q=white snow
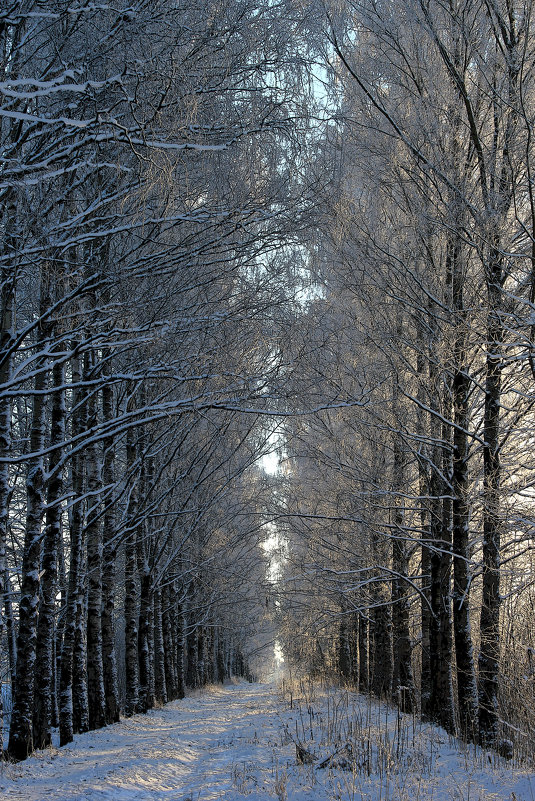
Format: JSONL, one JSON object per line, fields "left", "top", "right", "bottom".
{"left": 1, "top": 681, "right": 534, "bottom": 800}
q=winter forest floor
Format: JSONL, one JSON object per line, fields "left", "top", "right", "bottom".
{"left": 0, "top": 681, "right": 534, "bottom": 801}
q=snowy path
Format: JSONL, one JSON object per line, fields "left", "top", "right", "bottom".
{"left": 0, "top": 683, "right": 284, "bottom": 801}
{"left": 1, "top": 681, "right": 535, "bottom": 801}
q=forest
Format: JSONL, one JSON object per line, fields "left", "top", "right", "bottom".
{"left": 1, "top": 0, "right": 535, "bottom": 779}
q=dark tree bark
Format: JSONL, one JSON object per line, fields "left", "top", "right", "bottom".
{"left": 175, "top": 592, "right": 186, "bottom": 699}
{"left": 416, "top": 334, "right": 432, "bottom": 719}
{"left": 137, "top": 564, "right": 153, "bottom": 713}
{"left": 391, "top": 409, "right": 415, "bottom": 713}
{"left": 8, "top": 276, "right": 49, "bottom": 760}
{"left": 86, "top": 352, "right": 106, "bottom": 731}
{"left": 8, "top": 382, "right": 46, "bottom": 757}
{"left": 4, "top": 566, "right": 17, "bottom": 690}
{"left": 197, "top": 626, "right": 206, "bottom": 687}
{"left": 216, "top": 627, "right": 226, "bottom": 684}
{"left": 124, "top": 422, "right": 140, "bottom": 717}
{"left": 0, "top": 18, "right": 24, "bottom": 750}
{"left": 72, "top": 570, "right": 89, "bottom": 735}
{"left": 59, "top": 348, "right": 86, "bottom": 747}
{"left": 205, "top": 625, "right": 215, "bottom": 685}
{"left": 427, "top": 329, "right": 455, "bottom": 733}
{"left": 420, "top": 532, "right": 432, "bottom": 718}
{"left": 186, "top": 581, "right": 199, "bottom": 689}
{"left": 53, "top": 530, "right": 67, "bottom": 729}
{"left": 370, "top": 567, "right": 392, "bottom": 699}
{"left": 101, "top": 382, "right": 120, "bottom": 724}
{"left": 33, "top": 356, "right": 65, "bottom": 749}
{"left": 358, "top": 614, "right": 368, "bottom": 694}
{"left": 8, "top": 450, "right": 44, "bottom": 759}
{"left": 478, "top": 274, "right": 503, "bottom": 746}
{"left": 153, "top": 588, "right": 167, "bottom": 705}
{"left": 162, "top": 582, "right": 178, "bottom": 701}
{"left": 428, "top": 444, "right": 455, "bottom": 733}
{"left": 0, "top": 261, "right": 14, "bottom": 753}
{"left": 338, "top": 617, "right": 351, "bottom": 682}
{"left": 451, "top": 243, "right": 478, "bottom": 741}
{"left": 348, "top": 614, "right": 359, "bottom": 687}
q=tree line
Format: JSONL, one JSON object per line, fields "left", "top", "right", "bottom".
{"left": 0, "top": 0, "right": 314, "bottom": 761}
{"left": 277, "top": 0, "right": 535, "bottom": 760}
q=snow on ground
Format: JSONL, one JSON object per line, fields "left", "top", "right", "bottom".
{"left": 0, "top": 681, "right": 534, "bottom": 800}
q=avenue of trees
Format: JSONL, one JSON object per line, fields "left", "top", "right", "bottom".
{"left": 0, "top": 0, "right": 314, "bottom": 760}
{"left": 2, "top": 0, "right": 535, "bottom": 768}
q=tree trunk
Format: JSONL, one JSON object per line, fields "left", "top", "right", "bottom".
{"left": 137, "top": 437, "right": 154, "bottom": 714}
{"left": 338, "top": 617, "right": 351, "bottom": 682}
{"left": 358, "top": 614, "right": 368, "bottom": 693}
{"left": 72, "top": 533, "right": 89, "bottom": 735}
{"left": 137, "top": 567, "right": 152, "bottom": 713}
{"left": 348, "top": 614, "right": 359, "bottom": 687}
{"left": 451, "top": 258, "right": 478, "bottom": 741}
{"left": 162, "top": 582, "right": 178, "bottom": 701}
{"left": 428, "top": 442, "right": 455, "bottom": 733}
{"left": 216, "top": 627, "right": 226, "bottom": 684}
{"left": 59, "top": 348, "right": 85, "bottom": 747}
{"left": 101, "top": 382, "right": 120, "bottom": 724}
{"left": 416, "top": 335, "right": 432, "bottom": 719}
{"left": 478, "top": 271, "right": 503, "bottom": 747}
{"left": 8, "top": 326, "right": 47, "bottom": 760}
{"left": 175, "top": 595, "right": 186, "bottom": 698}
{"left": 33, "top": 357, "right": 65, "bottom": 749}
{"left": 420, "top": 534, "right": 432, "bottom": 718}
{"left": 186, "top": 581, "right": 198, "bottom": 688}
{"left": 124, "top": 423, "right": 140, "bottom": 717}
{"left": 197, "top": 626, "right": 206, "bottom": 687}
{"left": 0, "top": 260, "right": 14, "bottom": 753}
{"left": 370, "top": 567, "right": 392, "bottom": 698}
{"left": 53, "top": 522, "right": 67, "bottom": 729}
{"left": 427, "top": 338, "right": 455, "bottom": 732}
{"left": 86, "top": 354, "right": 106, "bottom": 730}
{"left": 4, "top": 566, "right": 17, "bottom": 690}
{"left": 391, "top": 414, "right": 415, "bottom": 713}
{"left": 153, "top": 588, "right": 167, "bottom": 705}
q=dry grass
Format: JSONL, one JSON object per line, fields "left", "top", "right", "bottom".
{"left": 277, "top": 676, "right": 534, "bottom": 801}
